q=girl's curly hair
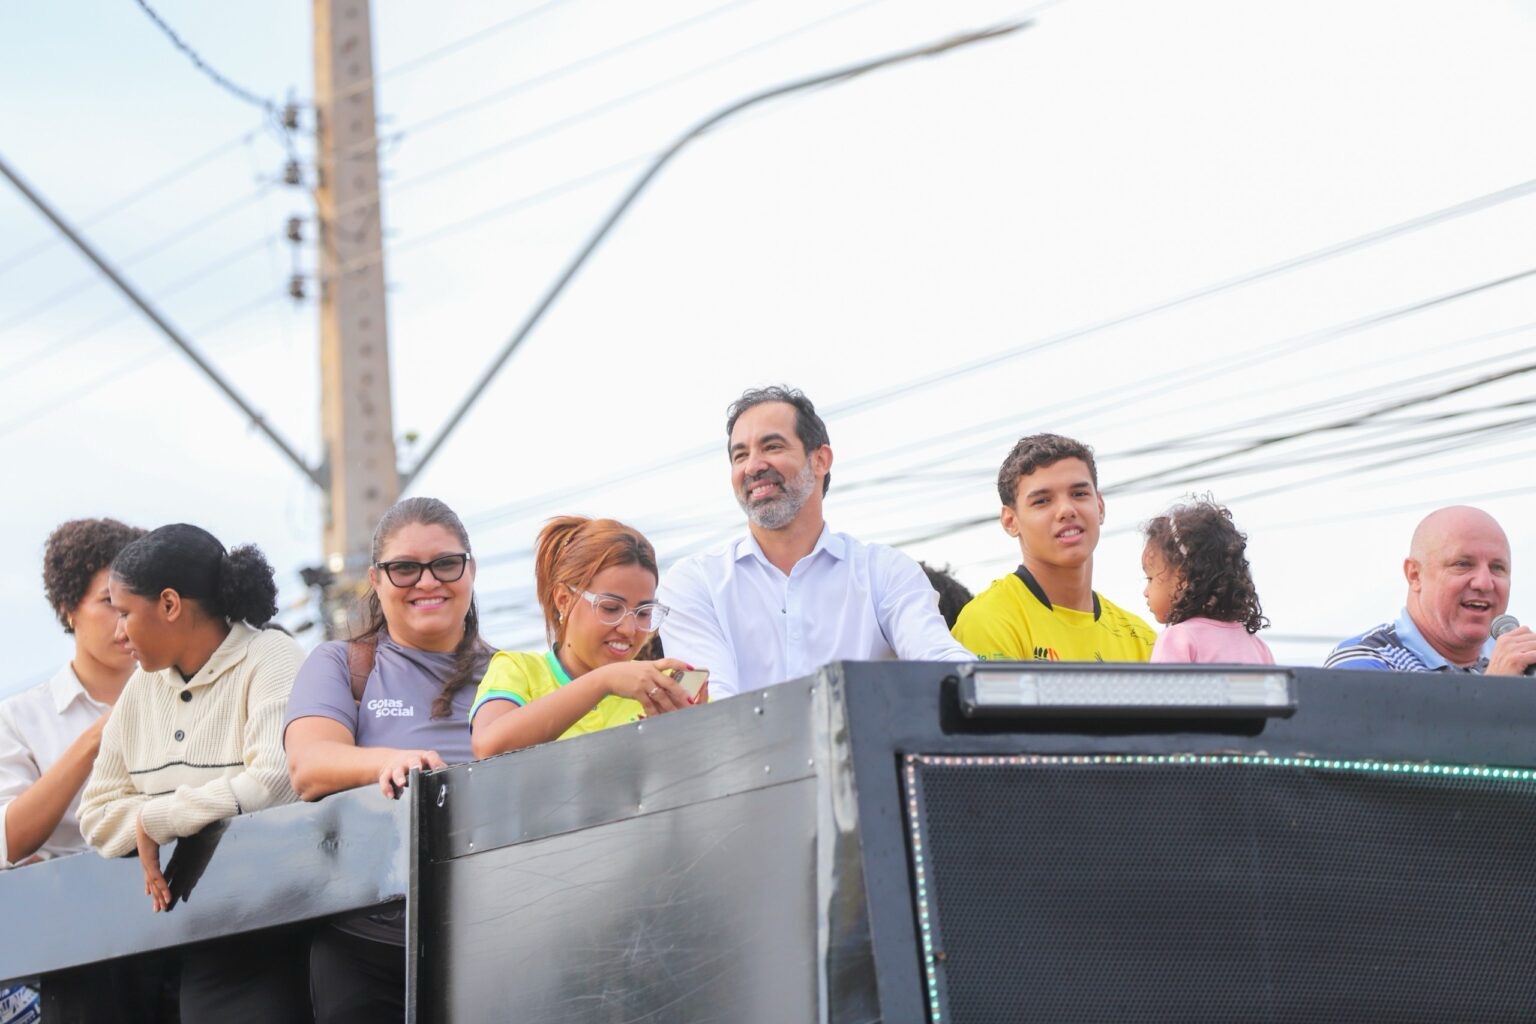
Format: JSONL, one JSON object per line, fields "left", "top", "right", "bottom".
{"left": 1144, "top": 499, "right": 1268, "bottom": 633}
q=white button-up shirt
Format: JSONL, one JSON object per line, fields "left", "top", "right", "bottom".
{"left": 0, "top": 664, "right": 108, "bottom": 867}
{"left": 658, "top": 525, "right": 972, "bottom": 698}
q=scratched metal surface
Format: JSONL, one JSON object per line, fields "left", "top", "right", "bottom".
{"left": 414, "top": 674, "right": 884, "bottom": 1023}
{"left": 421, "top": 780, "right": 820, "bottom": 1023}
{"left": 419, "top": 678, "right": 819, "bottom": 863}
{"left": 0, "top": 779, "right": 410, "bottom": 982}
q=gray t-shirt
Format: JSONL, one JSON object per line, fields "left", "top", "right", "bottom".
{"left": 284, "top": 632, "right": 489, "bottom": 944}
{"left": 284, "top": 633, "right": 486, "bottom": 763}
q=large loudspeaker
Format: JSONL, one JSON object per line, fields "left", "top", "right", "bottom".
{"left": 905, "top": 753, "right": 1536, "bottom": 1023}
{"left": 848, "top": 663, "right": 1536, "bottom": 1024}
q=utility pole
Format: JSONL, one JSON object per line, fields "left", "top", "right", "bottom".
{"left": 6, "top": 11, "right": 1027, "bottom": 643}
{"left": 313, "top": 0, "right": 399, "bottom": 633}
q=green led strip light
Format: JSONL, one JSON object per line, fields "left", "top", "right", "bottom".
{"left": 902, "top": 752, "right": 1536, "bottom": 1023}
{"left": 909, "top": 752, "right": 1536, "bottom": 780}
{"left": 904, "top": 756, "right": 944, "bottom": 1022}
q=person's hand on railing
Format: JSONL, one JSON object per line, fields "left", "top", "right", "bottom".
{"left": 377, "top": 749, "right": 447, "bottom": 800}
{"left": 135, "top": 811, "right": 170, "bottom": 912}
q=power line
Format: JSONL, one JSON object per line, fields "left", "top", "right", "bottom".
{"left": 0, "top": 182, "right": 274, "bottom": 337}
{"left": 332, "top": 0, "right": 579, "bottom": 106}
{"left": 457, "top": 177, "right": 1536, "bottom": 528}
{"left": 0, "top": 126, "right": 264, "bottom": 277}
{"left": 1098, "top": 309, "right": 1536, "bottom": 497}
{"left": 0, "top": 150, "right": 318, "bottom": 482}
{"left": 893, "top": 404, "right": 1536, "bottom": 554}
{"left": 819, "top": 307, "right": 1536, "bottom": 495}
{"left": 472, "top": 407, "right": 1536, "bottom": 641}
{"left": 1125, "top": 410, "right": 1536, "bottom": 498}
{"left": 401, "top": 14, "right": 1033, "bottom": 489}
{"left": 1246, "top": 483, "right": 1536, "bottom": 534}
{"left": 827, "top": 186, "right": 1536, "bottom": 420}
{"left": 338, "top": 0, "right": 766, "bottom": 161}
{"left": 838, "top": 344, "right": 1536, "bottom": 550}
{"left": 129, "top": 0, "right": 278, "bottom": 114}
{"left": 463, "top": 303, "right": 1536, "bottom": 547}
{"left": 845, "top": 296, "right": 1536, "bottom": 498}
{"left": 878, "top": 429, "right": 1536, "bottom": 555}
{"left": 335, "top": 0, "right": 896, "bottom": 218}
{"left": 334, "top": 90, "right": 828, "bottom": 277}
{"left": 1214, "top": 414, "right": 1536, "bottom": 506}
{"left": 0, "top": 235, "right": 273, "bottom": 378}
{"left": 1098, "top": 324, "right": 1536, "bottom": 459}
{"left": 0, "top": 286, "right": 292, "bottom": 441}
{"left": 333, "top": 151, "right": 656, "bottom": 277}
{"left": 1227, "top": 431, "right": 1534, "bottom": 507}
{"left": 835, "top": 389, "right": 1536, "bottom": 509}
{"left": 119, "top": 183, "right": 276, "bottom": 266}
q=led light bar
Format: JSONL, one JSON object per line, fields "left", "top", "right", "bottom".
{"left": 958, "top": 664, "right": 1296, "bottom": 719}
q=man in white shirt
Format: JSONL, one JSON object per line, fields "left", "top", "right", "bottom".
{"left": 658, "top": 386, "right": 971, "bottom": 698}
{"left": 0, "top": 518, "right": 143, "bottom": 868}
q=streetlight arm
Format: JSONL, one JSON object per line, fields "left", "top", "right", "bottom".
{"left": 401, "top": 18, "right": 1033, "bottom": 489}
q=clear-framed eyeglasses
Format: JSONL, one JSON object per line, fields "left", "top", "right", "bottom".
{"left": 569, "top": 586, "right": 669, "bottom": 632}
{"left": 374, "top": 553, "right": 472, "bottom": 588}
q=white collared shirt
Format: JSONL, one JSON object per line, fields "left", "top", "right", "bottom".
{"left": 658, "top": 524, "right": 972, "bottom": 698}
{"left": 0, "top": 664, "right": 109, "bottom": 867}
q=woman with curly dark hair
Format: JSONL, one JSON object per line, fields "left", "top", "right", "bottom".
{"left": 1141, "top": 499, "right": 1275, "bottom": 665}
{"left": 0, "top": 518, "right": 145, "bottom": 870}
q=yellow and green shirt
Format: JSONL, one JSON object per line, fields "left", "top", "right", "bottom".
{"left": 952, "top": 566, "right": 1155, "bottom": 663}
{"left": 469, "top": 649, "right": 643, "bottom": 740}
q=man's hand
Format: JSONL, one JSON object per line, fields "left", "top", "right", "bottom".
{"left": 1487, "top": 625, "right": 1536, "bottom": 676}
{"left": 135, "top": 812, "right": 170, "bottom": 912}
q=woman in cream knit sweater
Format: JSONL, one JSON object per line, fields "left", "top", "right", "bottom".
{"left": 77, "top": 522, "right": 308, "bottom": 1022}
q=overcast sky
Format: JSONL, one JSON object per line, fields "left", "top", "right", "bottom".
{"left": 3, "top": 0, "right": 1535, "bottom": 696}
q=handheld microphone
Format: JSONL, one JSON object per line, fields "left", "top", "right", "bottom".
{"left": 1489, "top": 614, "right": 1536, "bottom": 676}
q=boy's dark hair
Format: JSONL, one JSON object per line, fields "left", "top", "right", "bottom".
{"left": 919, "top": 562, "right": 974, "bottom": 630}
{"left": 726, "top": 385, "right": 832, "bottom": 495}
{"left": 112, "top": 523, "right": 279, "bottom": 628}
{"left": 997, "top": 434, "right": 1098, "bottom": 506}
{"left": 1143, "top": 499, "right": 1268, "bottom": 633}
{"left": 43, "top": 518, "right": 147, "bottom": 632}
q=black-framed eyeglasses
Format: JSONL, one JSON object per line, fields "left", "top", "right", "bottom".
{"left": 374, "top": 553, "right": 472, "bottom": 588}
{"left": 568, "top": 586, "right": 669, "bottom": 632}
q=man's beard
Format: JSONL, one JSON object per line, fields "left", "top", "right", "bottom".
{"left": 738, "top": 460, "right": 816, "bottom": 530}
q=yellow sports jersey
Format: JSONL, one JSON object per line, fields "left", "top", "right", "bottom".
{"left": 952, "top": 567, "right": 1156, "bottom": 663}
{"left": 469, "top": 649, "right": 643, "bottom": 739}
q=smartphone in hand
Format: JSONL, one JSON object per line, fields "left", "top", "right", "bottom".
{"left": 671, "top": 669, "right": 708, "bottom": 700}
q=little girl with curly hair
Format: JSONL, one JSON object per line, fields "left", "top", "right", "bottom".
{"left": 1141, "top": 499, "right": 1275, "bottom": 665}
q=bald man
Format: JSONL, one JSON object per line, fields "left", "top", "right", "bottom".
{"left": 1326, "top": 506, "right": 1536, "bottom": 674}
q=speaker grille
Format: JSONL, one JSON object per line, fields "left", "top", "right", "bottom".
{"left": 904, "top": 754, "right": 1536, "bottom": 1024}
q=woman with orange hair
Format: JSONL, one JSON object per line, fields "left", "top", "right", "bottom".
{"left": 470, "top": 516, "right": 704, "bottom": 757}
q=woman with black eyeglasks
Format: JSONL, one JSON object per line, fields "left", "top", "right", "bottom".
{"left": 283, "top": 496, "right": 492, "bottom": 1024}
{"left": 470, "top": 516, "right": 706, "bottom": 759}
